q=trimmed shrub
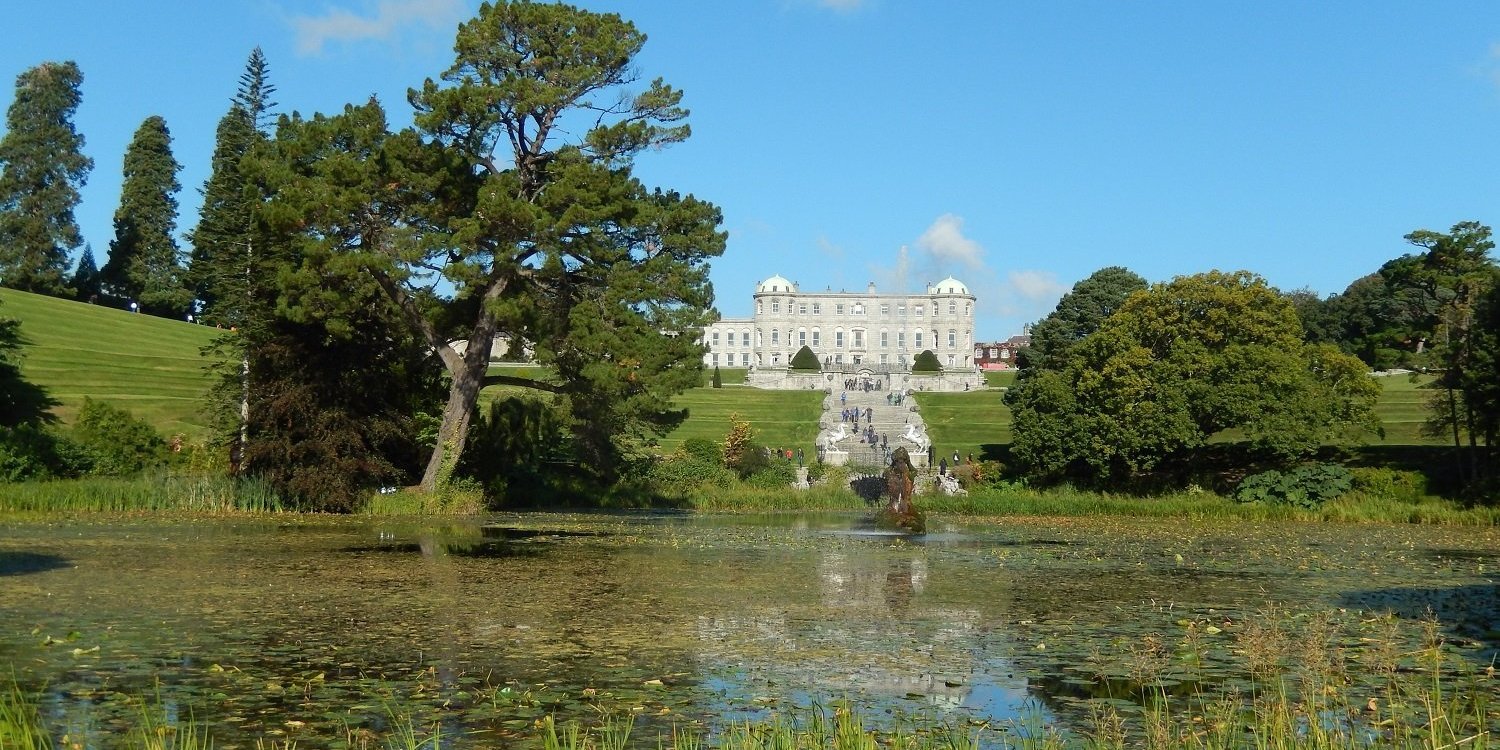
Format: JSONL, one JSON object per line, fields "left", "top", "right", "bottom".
{"left": 1235, "top": 463, "right": 1353, "bottom": 508}
{"left": 912, "top": 350, "right": 942, "bottom": 372}
{"left": 789, "top": 346, "right": 821, "bottom": 371}
{"left": 681, "top": 437, "right": 723, "bottom": 466}
{"left": 1349, "top": 467, "right": 1428, "bottom": 503}
{"left": 711, "top": 366, "right": 723, "bottom": 388}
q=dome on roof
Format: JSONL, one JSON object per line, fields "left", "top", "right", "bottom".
{"left": 934, "top": 276, "right": 970, "bottom": 295}
{"left": 756, "top": 275, "right": 796, "bottom": 293}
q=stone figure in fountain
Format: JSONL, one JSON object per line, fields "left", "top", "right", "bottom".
{"left": 877, "top": 446, "right": 925, "bottom": 533}
{"left": 827, "top": 422, "right": 850, "bottom": 443}
{"left": 902, "top": 423, "right": 929, "bottom": 453}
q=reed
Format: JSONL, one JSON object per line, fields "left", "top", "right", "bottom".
{"left": 0, "top": 473, "right": 281, "bottom": 513}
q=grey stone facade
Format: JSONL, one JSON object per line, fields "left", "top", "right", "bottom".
{"left": 701, "top": 275, "right": 982, "bottom": 390}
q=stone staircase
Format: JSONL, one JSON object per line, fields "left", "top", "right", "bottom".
{"left": 815, "top": 382, "right": 932, "bottom": 469}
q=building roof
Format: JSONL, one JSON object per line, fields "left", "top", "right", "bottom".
{"left": 932, "top": 276, "right": 969, "bottom": 295}
{"left": 756, "top": 275, "right": 797, "bottom": 294}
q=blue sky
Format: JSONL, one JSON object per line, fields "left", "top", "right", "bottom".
{"left": 5, "top": 1, "right": 1500, "bottom": 340}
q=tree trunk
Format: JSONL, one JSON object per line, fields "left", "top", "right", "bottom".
{"left": 418, "top": 321, "right": 498, "bottom": 492}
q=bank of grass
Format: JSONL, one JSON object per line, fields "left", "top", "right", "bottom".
{"left": 0, "top": 287, "right": 221, "bottom": 438}
{"left": 0, "top": 472, "right": 283, "bottom": 514}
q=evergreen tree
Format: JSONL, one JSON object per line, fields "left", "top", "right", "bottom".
{"left": 70, "top": 246, "right": 101, "bottom": 301}
{"left": 102, "top": 115, "right": 187, "bottom": 316}
{"left": 0, "top": 61, "right": 93, "bottom": 295}
{"left": 789, "top": 346, "right": 820, "bottom": 370}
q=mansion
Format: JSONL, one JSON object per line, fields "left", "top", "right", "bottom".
{"left": 701, "top": 276, "right": 981, "bottom": 390}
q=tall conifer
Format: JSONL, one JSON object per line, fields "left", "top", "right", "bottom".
{"left": 102, "top": 115, "right": 186, "bottom": 316}
{"left": 0, "top": 61, "right": 93, "bottom": 295}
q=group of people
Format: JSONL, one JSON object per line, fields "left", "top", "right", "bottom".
{"left": 842, "top": 377, "right": 883, "bottom": 393}
{"left": 935, "top": 449, "right": 974, "bottom": 476}
{"left": 885, "top": 391, "right": 906, "bottom": 406}
{"left": 768, "top": 446, "right": 806, "bottom": 467}
{"left": 840, "top": 406, "right": 873, "bottom": 423}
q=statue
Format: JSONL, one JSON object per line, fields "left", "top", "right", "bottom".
{"left": 902, "top": 423, "right": 929, "bottom": 452}
{"left": 827, "top": 422, "right": 849, "bottom": 443}
{"left": 877, "top": 446, "right": 925, "bottom": 533}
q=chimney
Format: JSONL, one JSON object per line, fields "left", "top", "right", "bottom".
{"left": 867, "top": 281, "right": 876, "bottom": 294}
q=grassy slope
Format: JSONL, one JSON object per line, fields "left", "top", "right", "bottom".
{"left": 660, "top": 384, "right": 823, "bottom": 453}
{"left": 1, "top": 288, "right": 221, "bottom": 437}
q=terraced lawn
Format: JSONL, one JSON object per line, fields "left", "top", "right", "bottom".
{"left": 2, "top": 287, "right": 221, "bottom": 437}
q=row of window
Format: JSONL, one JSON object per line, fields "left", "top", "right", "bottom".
{"left": 706, "top": 352, "right": 969, "bottom": 367}
{"left": 758, "top": 299, "right": 971, "bottom": 317}
{"left": 709, "top": 328, "right": 971, "bottom": 349}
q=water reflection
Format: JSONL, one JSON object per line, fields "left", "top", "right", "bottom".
{"left": 0, "top": 513, "right": 1496, "bottom": 747}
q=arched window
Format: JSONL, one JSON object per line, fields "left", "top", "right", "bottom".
{"left": 771, "top": 329, "right": 780, "bottom": 345}
{"left": 835, "top": 328, "right": 845, "bottom": 348}
{"left": 756, "top": 328, "right": 762, "bottom": 347}
{"left": 948, "top": 329, "right": 956, "bottom": 349}
{"left": 948, "top": 300, "right": 956, "bottom": 315}
{"left": 772, "top": 298, "right": 780, "bottom": 314}
{"left": 914, "top": 330, "right": 923, "bottom": 348}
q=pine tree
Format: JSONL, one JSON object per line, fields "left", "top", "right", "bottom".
{"left": 70, "top": 246, "right": 100, "bottom": 301}
{"left": 0, "top": 61, "right": 93, "bottom": 296}
{"left": 102, "top": 116, "right": 187, "bottom": 317}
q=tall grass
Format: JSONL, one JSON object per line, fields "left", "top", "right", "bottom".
{"left": 0, "top": 473, "right": 281, "bottom": 513}
{"left": 0, "top": 679, "right": 50, "bottom": 750}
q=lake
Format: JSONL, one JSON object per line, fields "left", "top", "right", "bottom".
{"left": 2, "top": 512, "right": 1497, "bottom": 747}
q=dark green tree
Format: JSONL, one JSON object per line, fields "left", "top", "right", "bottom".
{"left": 233, "top": 106, "right": 440, "bottom": 510}
{"left": 0, "top": 298, "right": 61, "bottom": 480}
{"left": 1385, "top": 222, "right": 1498, "bottom": 478}
{"left": 1008, "top": 271, "right": 1380, "bottom": 484}
{"left": 70, "top": 246, "right": 101, "bottom": 301}
{"left": 358, "top": 0, "right": 725, "bottom": 490}
{"left": 711, "top": 365, "right": 723, "bottom": 388}
{"left": 789, "top": 345, "right": 820, "bottom": 370}
{"left": 101, "top": 116, "right": 187, "bottom": 317}
{"left": 912, "top": 350, "right": 942, "bottom": 372}
{"left": 1018, "top": 266, "right": 1147, "bottom": 373}
{"left": 0, "top": 61, "right": 93, "bottom": 295}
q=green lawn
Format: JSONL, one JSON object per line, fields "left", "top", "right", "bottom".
{"left": 660, "top": 384, "right": 823, "bottom": 453}
{"left": 917, "top": 389, "right": 1014, "bottom": 463}
{"left": 1, "top": 287, "right": 221, "bottom": 437}
{"left": 1369, "top": 373, "right": 1446, "bottom": 445}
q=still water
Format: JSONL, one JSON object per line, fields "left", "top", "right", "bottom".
{"left": 1, "top": 512, "right": 1497, "bottom": 747}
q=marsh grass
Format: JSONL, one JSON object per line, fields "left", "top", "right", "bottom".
{"left": 0, "top": 473, "right": 281, "bottom": 513}
{"left": 0, "top": 679, "right": 50, "bottom": 750}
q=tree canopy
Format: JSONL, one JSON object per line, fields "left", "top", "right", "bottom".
{"left": 0, "top": 61, "right": 92, "bottom": 295}
{"left": 1007, "top": 271, "right": 1380, "bottom": 484}
{"left": 102, "top": 115, "right": 187, "bottom": 316}
{"left": 1018, "top": 266, "right": 1146, "bottom": 373}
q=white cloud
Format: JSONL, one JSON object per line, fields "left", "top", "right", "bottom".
{"left": 815, "top": 234, "right": 845, "bottom": 259}
{"left": 915, "top": 213, "right": 984, "bottom": 271}
{"left": 290, "top": 0, "right": 466, "bottom": 55}
{"left": 1007, "top": 270, "right": 1066, "bottom": 303}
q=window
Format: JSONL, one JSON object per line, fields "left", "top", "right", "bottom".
{"left": 949, "top": 301, "right": 956, "bottom": 315}
{"left": 712, "top": 331, "right": 720, "bottom": 346}
{"left": 772, "top": 299, "right": 780, "bottom": 314}
{"left": 741, "top": 353, "right": 749, "bottom": 366}
{"left": 880, "top": 304, "right": 890, "bottom": 315}
{"left": 835, "top": 330, "right": 844, "bottom": 348}
{"left": 947, "top": 354, "right": 955, "bottom": 367}
{"left": 836, "top": 304, "right": 845, "bottom": 315}
{"left": 852, "top": 303, "right": 863, "bottom": 315}
{"left": 965, "top": 303, "right": 971, "bottom": 315}
{"left": 741, "top": 331, "right": 750, "bottom": 347}
{"left": 915, "top": 331, "right": 924, "bottom": 348}
{"left": 897, "top": 331, "right": 906, "bottom": 348}
{"left": 799, "top": 303, "right": 807, "bottom": 315}
{"left": 853, "top": 330, "right": 864, "bottom": 348}
{"left": 771, "top": 329, "right": 779, "bottom": 345}
{"left": 880, "top": 331, "right": 888, "bottom": 347}
{"left": 756, "top": 301, "right": 762, "bottom": 315}
{"left": 915, "top": 305, "right": 924, "bottom": 317}
{"left": 711, "top": 353, "right": 718, "bottom": 366}
{"left": 798, "top": 329, "right": 807, "bottom": 346}
{"left": 834, "top": 354, "right": 843, "bottom": 364}
{"left": 812, "top": 303, "right": 821, "bottom": 315}
{"left": 1000, "top": 349, "right": 1010, "bottom": 360}
{"left": 756, "top": 329, "right": 762, "bottom": 346}
{"left": 879, "top": 354, "right": 888, "bottom": 364}
{"left": 812, "top": 329, "right": 821, "bottom": 347}
{"left": 948, "top": 330, "right": 956, "bottom": 348}
{"left": 898, "top": 304, "right": 906, "bottom": 316}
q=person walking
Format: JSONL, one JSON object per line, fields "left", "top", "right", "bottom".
{"left": 939, "top": 457, "right": 948, "bottom": 476}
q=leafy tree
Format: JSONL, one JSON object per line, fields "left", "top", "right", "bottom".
{"left": 1018, "top": 266, "right": 1147, "bottom": 373}
{"left": 1007, "top": 271, "right": 1380, "bottom": 484}
{"left": 0, "top": 61, "right": 93, "bottom": 295}
{"left": 70, "top": 397, "right": 166, "bottom": 476}
{"left": 334, "top": 0, "right": 726, "bottom": 490}
{"left": 1317, "top": 273, "right": 1411, "bottom": 370}
{"left": 70, "top": 246, "right": 101, "bottom": 301}
{"left": 101, "top": 116, "right": 188, "bottom": 316}
{"left": 789, "top": 345, "right": 820, "bottom": 370}
{"left": 912, "top": 350, "right": 942, "bottom": 372}
{"left": 235, "top": 103, "right": 441, "bottom": 511}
